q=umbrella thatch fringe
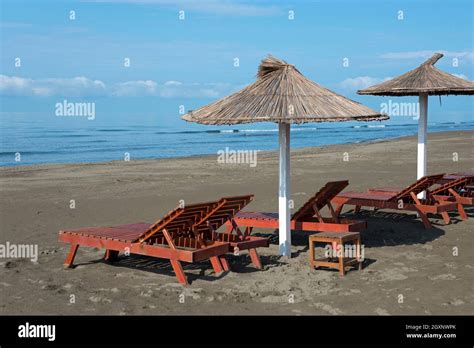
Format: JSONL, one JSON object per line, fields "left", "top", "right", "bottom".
{"left": 358, "top": 53, "right": 474, "bottom": 96}
{"left": 182, "top": 55, "right": 388, "bottom": 125}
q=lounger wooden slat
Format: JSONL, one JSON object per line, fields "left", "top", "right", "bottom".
{"left": 229, "top": 181, "right": 367, "bottom": 237}
{"left": 332, "top": 174, "right": 458, "bottom": 229}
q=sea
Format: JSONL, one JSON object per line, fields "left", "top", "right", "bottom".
{"left": 1, "top": 116, "right": 473, "bottom": 167}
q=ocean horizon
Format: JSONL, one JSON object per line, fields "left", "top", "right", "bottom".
{"left": 1, "top": 117, "right": 473, "bottom": 167}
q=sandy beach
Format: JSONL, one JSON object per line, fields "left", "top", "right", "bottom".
{"left": 0, "top": 130, "right": 473, "bottom": 315}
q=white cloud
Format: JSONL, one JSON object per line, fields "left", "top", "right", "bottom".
{"left": 112, "top": 80, "right": 158, "bottom": 97}
{"left": 83, "top": 0, "right": 281, "bottom": 16}
{"left": 112, "top": 80, "right": 234, "bottom": 98}
{"left": 0, "top": 75, "right": 34, "bottom": 95}
{"left": 380, "top": 50, "right": 474, "bottom": 61}
{"left": 0, "top": 75, "right": 237, "bottom": 98}
{"left": 339, "top": 76, "right": 391, "bottom": 90}
{"left": 159, "top": 82, "right": 233, "bottom": 98}
{"left": 0, "top": 75, "right": 106, "bottom": 97}
{"left": 164, "top": 80, "right": 183, "bottom": 86}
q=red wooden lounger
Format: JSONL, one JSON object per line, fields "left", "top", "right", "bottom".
{"left": 332, "top": 174, "right": 458, "bottom": 229}
{"left": 227, "top": 181, "right": 367, "bottom": 236}
{"left": 368, "top": 176, "right": 473, "bottom": 220}
{"left": 59, "top": 195, "right": 260, "bottom": 285}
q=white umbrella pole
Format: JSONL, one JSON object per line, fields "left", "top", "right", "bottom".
{"left": 278, "top": 123, "right": 291, "bottom": 257}
{"left": 417, "top": 92, "right": 428, "bottom": 199}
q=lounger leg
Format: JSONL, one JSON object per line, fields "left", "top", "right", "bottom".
{"left": 457, "top": 203, "right": 468, "bottom": 220}
{"left": 219, "top": 255, "right": 230, "bottom": 271}
{"left": 210, "top": 256, "right": 224, "bottom": 274}
{"left": 104, "top": 249, "right": 119, "bottom": 262}
{"left": 309, "top": 239, "right": 315, "bottom": 269}
{"left": 414, "top": 208, "right": 432, "bottom": 229}
{"left": 249, "top": 248, "right": 263, "bottom": 269}
{"left": 170, "top": 259, "right": 188, "bottom": 285}
{"left": 331, "top": 241, "right": 338, "bottom": 261}
{"left": 64, "top": 244, "right": 79, "bottom": 268}
{"left": 338, "top": 243, "right": 345, "bottom": 277}
{"left": 440, "top": 211, "right": 451, "bottom": 225}
{"left": 449, "top": 189, "right": 468, "bottom": 220}
{"left": 356, "top": 237, "right": 363, "bottom": 271}
{"left": 335, "top": 204, "right": 344, "bottom": 217}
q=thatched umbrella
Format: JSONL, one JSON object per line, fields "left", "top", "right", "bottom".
{"left": 358, "top": 53, "right": 474, "bottom": 197}
{"left": 183, "top": 55, "right": 387, "bottom": 257}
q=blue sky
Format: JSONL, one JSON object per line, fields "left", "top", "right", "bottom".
{"left": 0, "top": 0, "right": 473, "bottom": 126}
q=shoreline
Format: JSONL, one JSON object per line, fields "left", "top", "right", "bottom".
{"left": 2, "top": 129, "right": 472, "bottom": 171}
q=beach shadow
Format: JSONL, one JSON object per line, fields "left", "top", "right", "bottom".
{"left": 360, "top": 258, "right": 377, "bottom": 268}
{"left": 69, "top": 245, "right": 285, "bottom": 280}
{"left": 341, "top": 210, "right": 446, "bottom": 248}
{"left": 75, "top": 254, "right": 229, "bottom": 284}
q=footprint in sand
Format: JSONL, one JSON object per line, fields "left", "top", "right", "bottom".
{"left": 375, "top": 307, "right": 390, "bottom": 315}
{"left": 89, "top": 295, "right": 112, "bottom": 304}
{"left": 312, "top": 302, "right": 343, "bottom": 315}
{"left": 429, "top": 274, "right": 456, "bottom": 281}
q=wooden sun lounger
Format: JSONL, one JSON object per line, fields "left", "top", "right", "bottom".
{"left": 367, "top": 175, "right": 473, "bottom": 219}
{"left": 59, "top": 195, "right": 261, "bottom": 285}
{"left": 227, "top": 181, "right": 367, "bottom": 236}
{"left": 332, "top": 174, "right": 458, "bottom": 229}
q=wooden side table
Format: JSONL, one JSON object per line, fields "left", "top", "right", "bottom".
{"left": 309, "top": 232, "right": 363, "bottom": 276}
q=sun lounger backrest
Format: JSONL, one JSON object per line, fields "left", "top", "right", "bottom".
{"left": 192, "top": 195, "right": 254, "bottom": 238}
{"left": 134, "top": 195, "right": 254, "bottom": 243}
{"left": 394, "top": 173, "right": 445, "bottom": 201}
{"left": 291, "top": 181, "right": 349, "bottom": 221}
{"left": 133, "top": 200, "right": 221, "bottom": 243}
{"left": 431, "top": 177, "right": 471, "bottom": 196}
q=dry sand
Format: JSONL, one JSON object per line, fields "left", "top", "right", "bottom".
{"left": 0, "top": 130, "right": 473, "bottom": 315}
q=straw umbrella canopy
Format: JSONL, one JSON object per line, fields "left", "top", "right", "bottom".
{"left": 183, "top": 55, "right": 387, "bottom": 257}
{"left": 358, "top": 53, "right": 474, "bottom": 196}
